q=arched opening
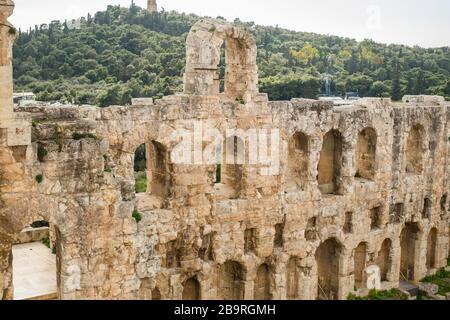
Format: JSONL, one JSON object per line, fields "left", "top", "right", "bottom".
{"left": 370, "top": 206, "right": 383, "bottom": 230}
{"left": 254, "top": 263, "right": 271, "bottom": 300}
{"left": 215, "top": 136, "right": 244, "bottom": 199}
{"left": 274, "top": 223, "right": 284, "bottom": 248}
{"left": 426, "top": 228, "right": 438, "bottom": 270}
{"left": 316, "top": 238, "right": 342, "bottom": 300}
{"left": 134, "top": 143, "right": 147, "bottom": 193}
{"left": 355, "top": 128, "right": 377, "bottom": 181}
{"left": 287, "top": 132, "right": 309, "bottom": 191}
{"left": 224, "top": 34, "right": 258, "bottom": 101}
{"left": 244, "top": 228, "right": 257, "bottom": 254}
{"left": 134, "top": 141, "right": 170, "bottom": 200}
{"left": 12, "top": 220, "right": 60, "bottom": 300}
{"left": 377, "top": 239, "right": 392, "bottom": 282}
{"left": 218, "top": 261, "right": 246, "bottom": 300}
{"left": 422, "top": 198, "right": 432, "bottom": 220}
{"left": 287, "top": 257, "right": 300, "bottom": 300}
{"left": 400, "top": 223, "right": 420, "bottom": 281}
{"left": 343, "top": 212, "right": 353, "bottom": 234}
{"left": 182, "top": 277, "right": 201, "bottom": 300}
{"left": 318, "top": 130, "right": 343, "bottom": 195}
{"left": 405, "top": 124, "right": 426, "bottom": 175}
{"left": 354, "top": 242, "right": 367, "bottom": 289}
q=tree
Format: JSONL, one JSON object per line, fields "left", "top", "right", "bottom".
{"left": 345, "top": 73, "right": 373, "bottom": 96}
{"left": 259, "top": 74, "right": 321, "bottom": 100}
{"left": 443, "top": 80, "right": 450, "bottom": 95}
{"left": 406, "top": 76, "right": 414, "bottom": 95}
{"left": 346, "top": 49, "right": 359, "bottom": 74}
{"left": 414, "top": 70, "right": 425, "bottom": 94}
{"left": 96, "top": 85, "right": 122, "bottom": 107}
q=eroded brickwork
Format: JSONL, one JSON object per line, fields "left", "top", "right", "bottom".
{"left": 0, "top": 10, "right": 449, "bottom": 300}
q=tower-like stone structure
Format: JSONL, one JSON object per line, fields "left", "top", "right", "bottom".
{"left": 147, "top": 0, "right": 157, "bottom": 12}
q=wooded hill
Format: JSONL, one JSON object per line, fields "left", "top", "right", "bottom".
{"left": 13, "top": 4, "right": 450, "bottom": 106}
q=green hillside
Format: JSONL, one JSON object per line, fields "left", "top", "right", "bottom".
{"left": 13, "top": 4, "right": 450, "bottom": 106}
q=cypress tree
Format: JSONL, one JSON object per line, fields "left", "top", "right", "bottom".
{"left": 391, "top": 62, "right": 402, "bottom": 101}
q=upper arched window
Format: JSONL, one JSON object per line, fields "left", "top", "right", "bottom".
{"left": 134, "top": 141, "right": 170, "bottom": 199}
{"left": 184, "top": 20, "right": 259, "bottom": 102}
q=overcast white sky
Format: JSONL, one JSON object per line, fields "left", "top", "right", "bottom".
{"left": 9, "top": 0, "right": 450, "bottom": 48}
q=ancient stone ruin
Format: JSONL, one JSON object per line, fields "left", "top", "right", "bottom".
{"left": 1, "top": 3, "right": 450, "bottom": 300}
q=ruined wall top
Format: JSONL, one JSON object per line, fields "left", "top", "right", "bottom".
{"left": 183, "top": 19, "right": 259, "bottom": 103}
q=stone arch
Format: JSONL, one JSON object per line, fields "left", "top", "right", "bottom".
{"left": 315, "top": 238, "right": 342, "bottom": 300}
{"left": 318, "top": 130, "right": 343, "bottom": 195}
{"left": 183, "top": 19, "right": 259, "bottom": 102}
{"left": 133, "top": 140, "right": 170, "bottom": 200}
{"left": 216, "top": 135, "right": 244, "bottom": 199}
{"left": 286, "top": 256, "right": 300, "bottom": 300}
{"left": 405, "top": 124, "right": 426, "bottom": 175}
{"left": 254, "top": 263, "right": 271, "bottom": 300}
{"left": 400, "top": 222, "right": 420, "bottom": 281}
{"left": 355, "top": 127, "right": 377, "bottom": 180}
{"left": 182, "top": 277, "right": 201, "bottom": 300}
{"left": 287, "top": 132, "right": 309, "bottom": 191}
{"left": 377, "top": 239, "right": 392, "bottom": 282}
{"left": 354, "top": 242, "right": 368, "bottom": 289}
{"left": 218, "top": 261, "right": 246, "bottom": 300}
{"left": 426, "top": 228, "right": 438, "bottom": 270}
